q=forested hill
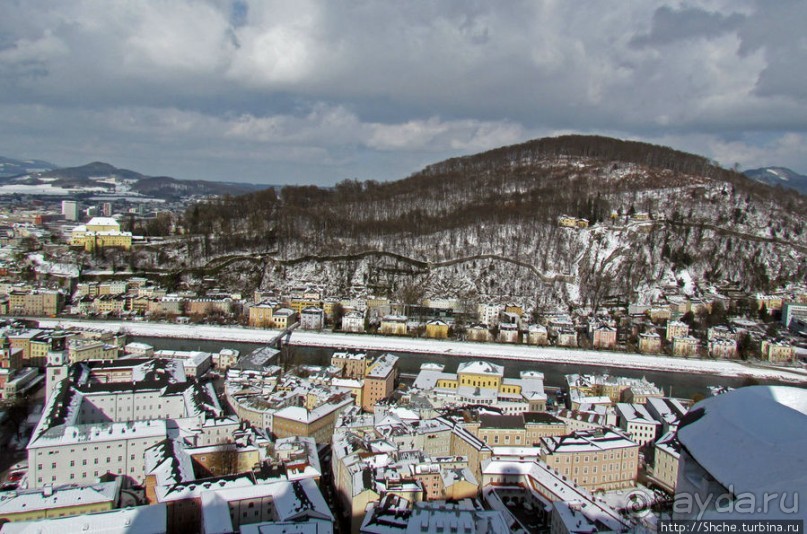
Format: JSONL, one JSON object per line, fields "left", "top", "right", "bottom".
{"left": 179, "top": 135, "right": 806, "bottom": 308}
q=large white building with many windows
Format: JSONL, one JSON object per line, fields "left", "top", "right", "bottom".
{"left": 29, "top": 358, "right": 225, "bottom": 488}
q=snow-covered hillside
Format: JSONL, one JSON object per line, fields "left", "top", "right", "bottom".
{"left": 170, "top": 136, "right": 807, "bottom": 308}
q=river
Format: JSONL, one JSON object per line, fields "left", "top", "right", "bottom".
{"left": 130, "top": 336, "right": 788, "bottom": 399}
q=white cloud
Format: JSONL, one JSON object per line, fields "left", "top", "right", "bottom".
{"left": 0, "top": 30, "right": 68, "bottom": 65}
{"left": 0, "top": 0, "right": 805, "bottom": 183}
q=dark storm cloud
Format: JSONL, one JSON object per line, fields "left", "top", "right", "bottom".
{"left": 630, "top": 6, "right": 745, "bottom": 48}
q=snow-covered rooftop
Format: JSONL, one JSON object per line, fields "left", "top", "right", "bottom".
{"left": 457, "top": 360, "right": 504, "bottom": 376}
{"left": 0, "top": 481, "right": 119, "bottom": 514}
{"left": 677, "top": 386, "right": 807, "bottom": 501}
{"left": 0, "top": 504, "right": 167, "bottom": 534}
{"left": 542, "top": 428, "right": 638, "bottom": 454}
{"left": 85, "top": 216, "right": 119, "bottom": 227}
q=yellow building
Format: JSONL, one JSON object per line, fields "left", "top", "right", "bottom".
{"left": 68, "top": 339, "right": 119, "bottom": 362}
{"left": 639, "top": 332, "right": 662, "bottom": 354}
{"left": 468, "top": 412, "right": 566, "bottom": 448}
{"left": 331, "top": 351, "right": 372, "bottom": 380}
{"left": 672, "top": 336, "right": 699, "bottom": 357}
{"left": 70, "top": 217, "right": 132, "bottom": 251}
{"left": 653, "top": 431, "right": 680, "bottom": 493}
{"left": 271, "top": 308, "right": 297, "bottom": 329}
{"left": 465, "top": 324, "right": 493, "bottom": 342}
{"left": 425, "top": 320, "right": 449, "bottom": 339}
{"left": 761, "top": 340, "right": 795, "bottom": 363}
{"left": 541, "top": 428, "right": 639, "bottom": 491}
{"left": 7, "top": 290, "right": 63, "bottom": 316}
{"left": 666, "top": 320, "right": 689, "bottom": 341}
{"left": 361, "top": 353, "right": 399, "bottom": 412}
{"left": 527, "top": 325, "right": 548, "bottom": 345}
{"left": 558, "top": 215, "right": 589, "bottom": 228}
{"left": 272, "top": 395, "right": 353, "bottom": 443}
{"left": 757, "top": 295, "right": 784, "bottom": 311}
{"left": 248, "top": 303, "right": 274, "bottom": 328}
{"left": 504, "top": 304, "right": 524, "bottom": 316}
{"left": 379, "top": 315, "right": 408, "bottom": 336}
{"left": 0, "top": 480, "right": 120, "bottom": 523}
{"left": 288, "top": 298, "right": 322, "bottom": 314}
{"left": 456, "top": 361, "right": 504, "bottom": 390}
{"left": 331, "top": 378, "right": 364, "bottom": 407}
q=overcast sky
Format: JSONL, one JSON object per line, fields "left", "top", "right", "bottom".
{"left": 1, "top": 0, "right": 805, "bottom": 185}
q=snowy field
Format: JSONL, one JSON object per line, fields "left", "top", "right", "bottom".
{"left": 36, "top": 319, "right": 807, "bottom": 383}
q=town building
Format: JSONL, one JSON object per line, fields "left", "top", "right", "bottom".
{"left": 666, "top": 320, "right": 689, "bottom": 341}
{"left": 68, "top": 338, "right": 119, "bottom": 363}
{"left": 362, "top": 353, "right": 399, "bottom": 412}
{"left": 615, "top": 403, "right": 661, "bottom": 445}
{"left": 644, "top": 397, "right": 688, "bottom": 435}
{"left": 481, "top": 458, "right": 630, "bottom": 532}
{"left": 69, "top": 217, "right": 132, "bottom": 251}
{"left": 638, "top": 331, "right": 662, "bottom": 353}
{"left": 361, "top": 499, "right": 508, "bottom": 534}
{"left": 540, "top": 428, "right": 640, "bottom": 491}
{"left": 61, "top": 200, "right": 79, "bottom": 222}
{"left": 556, "top": 330, "right": 577, "bottom": 347}
{"left": 0, "top": 480, "right": 121, "bottom": 524}
{"left": 653, "top": 431, "right": 681, "bottom": 493}
{"left": 463, "top": 412, "right": 566, "bottom": 448}
{"left": 761, "top": 339, "right": 795, "bottom": 362}
{"left": 554, "top": 406, "right": 613, "bottom": 433}
{"left": 591, "top": 324, "right": 617, "bottom": 349}
{"left": 154, "top": 350, "right": 213, "bottom": 379}
{"left": 0, "top": 504, "right": 167, "bottom": 534}
{"left": 379, "top": 315, "right": 408, "bottom": 336}
{"left": 199, "top": 478, "right": 333, "bottom": 534}
{"left": 672, "top": 336, "right": 699, "bottom": 357}
{"left": 465, "top": 324, "right": 492, "bottom": 342}
{"left": 497, "top": 322, "right": 520, "bottom": 343}
{"left": 299, "top": 306, "right": 325, "bottom": 330}
{"left": 527, "top": 324, "right": 549, "bottom": 345}
{"left": 29, "top": 358, "right": 225, "bottom": 488}
{"left": 7, "top": 289, "right": 63, "bottom": 317}
{"left": 331, "top": 351, "right": 371, "bottom": 380}
{"left": 708, "top": 337, "right": 738, "bottom": 359}
{"left": 341, "top": 310, "right": 365, "bottom": 333}
{"left": 782, "top": 302, "right": 807, "bottom": 329}
{"left": 477, "top": 304, "right": 503, "bottom": 326}
{"left": 424, "top": 319, "right": 449, "bottom": 339}
{"left": 124, "top": 342, "right": 154, "bottom": 357}
{"left": 557, "top": 215, "right": 589, "bottom": 229}
{"left": 247, "top": 303, "right": 273, "bottom": 328}
{"left": 412, "top": 362, "right": 547, "bottom": 413}
{"left": 566, "top": 373, "right": 663, "bottom": 405}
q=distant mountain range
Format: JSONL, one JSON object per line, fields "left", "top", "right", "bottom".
{"left": 0, "top": 156, "right": 57, "bottom": 177}
{"left": 0, "top": 159, "right": 269, "bottom": 200}
{"left": 744, "top": 167, "right": 807, "bottom": 194}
